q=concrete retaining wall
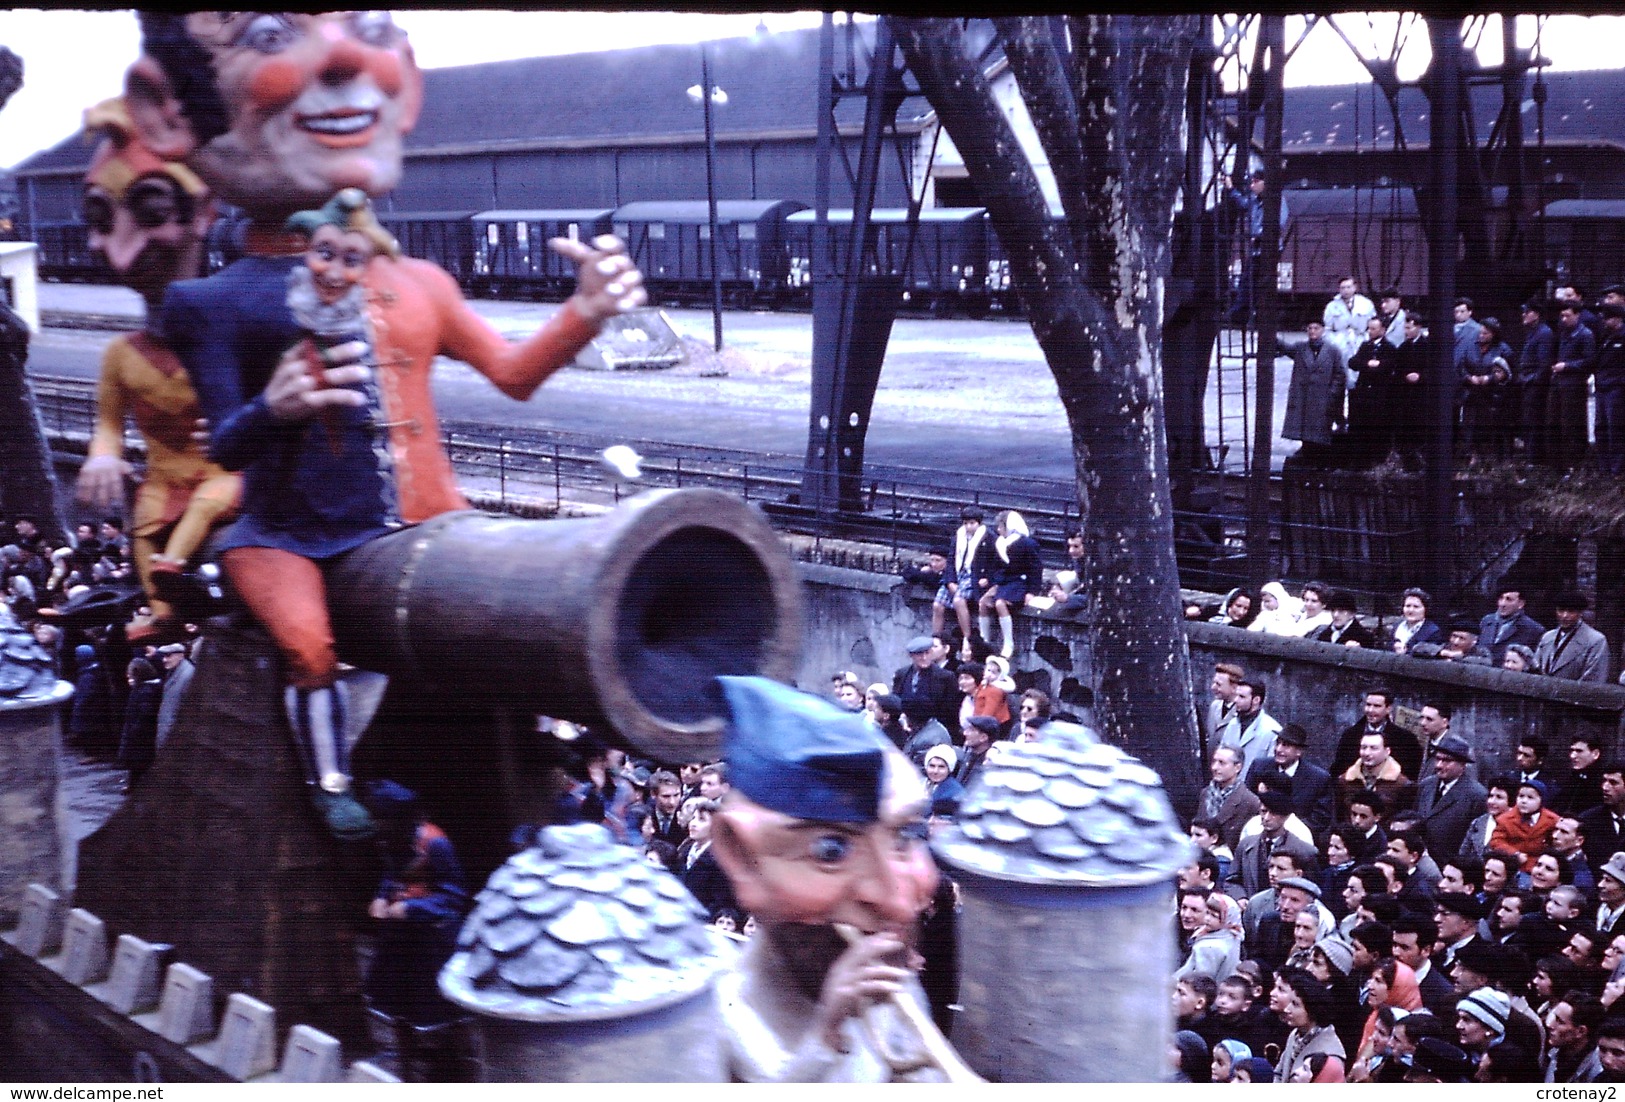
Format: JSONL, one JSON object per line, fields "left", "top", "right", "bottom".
{"left": 794, "top": 566, "right": 1625, "bottom": 782}
{"left": 1185, "top": 620, "right": 1625, "bottom": 779}
{"left": 794, "top": 565, "right": 1096, "bottom": 716}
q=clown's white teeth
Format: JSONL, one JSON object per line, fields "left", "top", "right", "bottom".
{"left": 301, "top": 112, "right": 377, "bottom": 135}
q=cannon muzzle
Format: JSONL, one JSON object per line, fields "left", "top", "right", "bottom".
{"left": 324, "top": 488, "right": 801, "bottom": 763}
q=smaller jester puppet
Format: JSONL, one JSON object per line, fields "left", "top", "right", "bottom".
{"left": 283, "top": 188, "right": 396, "bottom": 455}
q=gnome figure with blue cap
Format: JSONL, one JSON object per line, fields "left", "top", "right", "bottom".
{"left": 707, "top": 676, "right": 948, "bottom": 1082}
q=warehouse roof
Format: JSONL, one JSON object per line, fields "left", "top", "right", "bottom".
{"left": 16, "top": 34, "right": 1625, "bottom": 176}
{"left": 1282, "top": 68, "right": 1625, "bottom": 153}
{"left": 15, "top": 23, "right": 933, "bottom": 177}
{"left": 407, "top": 24, "right": 933, "bottom": 155}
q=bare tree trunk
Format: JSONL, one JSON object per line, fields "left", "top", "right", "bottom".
{"left": 892, "top": 16, "right": 1204, "bottom": 806}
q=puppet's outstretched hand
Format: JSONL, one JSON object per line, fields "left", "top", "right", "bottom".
{"left": 553, "top": 234, "right": 646, "bottom": 323}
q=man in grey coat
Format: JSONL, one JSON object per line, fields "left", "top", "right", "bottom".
{"left": 1412, "top": 734, "right": 1489, "bottom": 862}
{"left": 1200, "top": 745, "right": 1262, "bottom": 853}
{"left": 155, "top": 641, "right": 195, "bottom": 748}
{"left": 1536, "top": 592, "right": 1610, "bottom": 683}
{"left": 1282, "top": 320, "right": 1346, "bottom": 463}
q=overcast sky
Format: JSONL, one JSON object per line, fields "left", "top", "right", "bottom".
{"left": 1, "top": 11, "right": 1621, "bottom": 172}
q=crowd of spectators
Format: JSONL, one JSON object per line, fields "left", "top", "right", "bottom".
{"left": 1177, "top": 650, "right": 1625, "bottom": 1083}
{"left": 1196, "top": 580, "right": 1622, "bottom": 685}
{"left": 533, "top": 739, "right": 754, "bottom": 937}
{"left": 1288, "top": 278, "right": 1625, "bottom": 476}
{"left": 1, "top": 513, "right": 202, "bottom": 784}
{"left": 25, "top": 451, "right": 1625, "bottom": 1084}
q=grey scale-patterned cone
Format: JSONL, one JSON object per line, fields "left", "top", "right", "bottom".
{"left": 931, "top": 722, "right": 1194, "bottom": 886}
{"left": 931, "top": 722, "right": 1195, "bottom": 1082}
{"left": 441, "top": 822, "right": 732, "bottom": 1023}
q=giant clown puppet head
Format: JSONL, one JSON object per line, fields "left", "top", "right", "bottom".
{"left": 125, "top": 12, "right": 424, "bottom": 220}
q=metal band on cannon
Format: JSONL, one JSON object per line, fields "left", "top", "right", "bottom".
{"left": 323, "top": 488, "right": 802, "bottom": 761}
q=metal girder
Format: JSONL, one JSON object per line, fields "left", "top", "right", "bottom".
{"left": 800, "top": 15, "right": 913, "bottom": 515}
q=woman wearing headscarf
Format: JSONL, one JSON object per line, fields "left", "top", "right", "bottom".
{"left": 1176, "top": 891, "right": 1243, "bottom": 982}
{"left": 117, "top": 656, "right": 164, "bottom": 785}
{"left": 1211, "top": 587, "right": 1256, "bottom": 628}
{"left": 922, "top": 744, "right": 966, "bottom": 820}
{"left": 1247, "top": 581, "right": 1303, "bottom": 635}
{"left": 1353, "top": 956, "right": 1423, "bottom": 1069}
{"left": 1502, "top": 643, "right": 1539, "bottom": 673}
{"left": 979, "top": 510, "right": 1042, "bottom": 658}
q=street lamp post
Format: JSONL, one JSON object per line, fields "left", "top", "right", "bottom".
{"left": 689, "top": 50, "right": 727, "bottom": 352}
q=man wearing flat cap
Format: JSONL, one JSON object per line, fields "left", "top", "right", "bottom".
{"left": 1414, "top": 734, "right": 1488, "bottom": 862}
{"left": 707, "top": 676, "right": 947, "bottom": 1082}
{"left": 1426, "top": 622, "right": 1493, "bottom": 666}
{"left": 1593, "top": 852, "right": 1625, "bottom": 939}
{"left": 1536, "top": 592, "right": 1609, "bottom": 683}
{"left": 892, "top": 635, "right": 959, "bottom": 737}
{"left": 1249, "top": 874, "right": 1321, "bottom": 971}
{"left": 957, "top": 715, "right": 1000, "bottom": 790}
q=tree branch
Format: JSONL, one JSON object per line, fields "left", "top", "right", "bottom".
{"left": 890, "top": 16, "right": 1100, "bottom": 349}
{"left": 991, "top": 16, "right": 1091, "bottom": 262}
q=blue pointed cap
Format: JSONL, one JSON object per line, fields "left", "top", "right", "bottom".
{"left": 717, "top": 675, "right": 889, "bottom": 823}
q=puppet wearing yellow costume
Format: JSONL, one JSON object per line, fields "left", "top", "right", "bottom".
{"left": 75, "top": 98, "right": 239, "bottom": 640}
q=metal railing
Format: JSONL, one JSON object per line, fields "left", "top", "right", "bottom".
{"left": 31, "top": 372, "right": 1516, "bottom": 613}
{"left": 30, "top": 374, "right": 1085, "bottom": 561}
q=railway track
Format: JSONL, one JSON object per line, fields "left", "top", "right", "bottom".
{"left": 28, "top": 373, "right": 1094, "bottom": 563}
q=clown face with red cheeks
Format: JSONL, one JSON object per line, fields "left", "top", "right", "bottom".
{"left": 128, "top": 12, "right": 423, "bottom": 220}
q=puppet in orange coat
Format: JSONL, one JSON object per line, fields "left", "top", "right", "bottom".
{"left": 127, "top": 13, "right": 645, "bottom": 838}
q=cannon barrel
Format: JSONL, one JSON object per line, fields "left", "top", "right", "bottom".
{"left": 324, "top": 488, "right": 801, "bottom": 763}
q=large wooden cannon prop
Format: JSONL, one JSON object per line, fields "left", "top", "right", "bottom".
{"left": 71, "top": 488, "right": 803, "bottom": 1046}
{"left": 327, "top": 488, "right": 802, "bottom": 762}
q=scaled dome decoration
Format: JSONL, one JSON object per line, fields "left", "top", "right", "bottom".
{"left": 931, "top": 722, "right": 1195, "bottom": 885}
{"left": 0, "top": 606, "right": 59, "bottom": 700}
{"left": 441, "top": 822, "right": 732, "bottom": 1021}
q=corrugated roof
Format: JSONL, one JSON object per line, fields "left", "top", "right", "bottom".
{"left": 407, "top": 24, "right": 931, "bottom": 154}
{"left": 17, "top": 40, "right": 1625, "bottom": 177}
{"left": 1282, "top": 68, "right": 1625, "bottom": 153}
